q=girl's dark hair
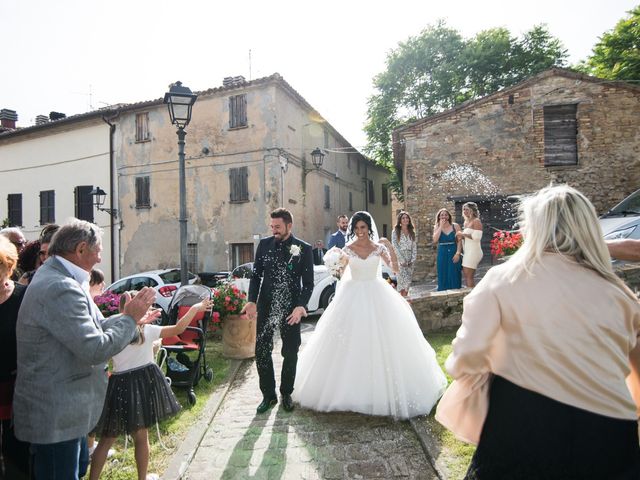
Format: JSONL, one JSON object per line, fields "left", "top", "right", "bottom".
{"left": 348, "top": 211, "right": 374, "bottom": 240}
{"left": 18, "top": 240, "right": 41, "bottom": 272}
{"left": 394, "top": 211, "right": 416, "bottom": 242}
{"left": 90, "top": 268, "right": 104, "bottom": 286}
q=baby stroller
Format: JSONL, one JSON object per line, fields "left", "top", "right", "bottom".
{"left": 160, "top": 284, "right": 214, "bottom": 405}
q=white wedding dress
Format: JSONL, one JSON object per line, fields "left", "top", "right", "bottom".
{"left": 293, "top": 245, "right": 447, "bottom": 419}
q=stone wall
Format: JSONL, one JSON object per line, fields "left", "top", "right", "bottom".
{"left": 414, "top": 263, "right": 640, "bottom": 333}
{"left": 397, "top": 70, "right": 640, "bottom": 281}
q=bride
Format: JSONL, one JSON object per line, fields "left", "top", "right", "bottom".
{"left": 293, "top": 211, "right": 447, "bottom": 419}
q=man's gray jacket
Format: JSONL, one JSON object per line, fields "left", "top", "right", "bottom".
{"left": 13, "top": 257, "right": 137, "bottom": 444}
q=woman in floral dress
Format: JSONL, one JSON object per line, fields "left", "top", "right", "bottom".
{"left": 392, "top": 211, "right": 417, "bottom": 297}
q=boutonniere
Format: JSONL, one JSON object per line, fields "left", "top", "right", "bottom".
{"left": 287, "top": 244, "right": 302, "bottom": 270}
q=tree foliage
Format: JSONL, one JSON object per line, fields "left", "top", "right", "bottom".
{"left": 365, "top": 22, "right": 568, "bottom": 174}
{"left": 580, "top": 6, "right": 640, "bottom": 81}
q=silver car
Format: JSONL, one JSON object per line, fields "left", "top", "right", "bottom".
{"left": 599, "top": 188, "right": 640, "bottom": 242}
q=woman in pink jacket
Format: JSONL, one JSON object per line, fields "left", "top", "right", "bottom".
{"left": 437, "top": 185, "right": 640, "bottom": 479}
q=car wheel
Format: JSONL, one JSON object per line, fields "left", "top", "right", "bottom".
{"left": 319, "top": 285, "right": 335, "bottom": 309}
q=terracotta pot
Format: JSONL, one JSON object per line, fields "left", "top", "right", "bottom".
{"left": 222, "top": 314, "right": 256, "bottom": 359}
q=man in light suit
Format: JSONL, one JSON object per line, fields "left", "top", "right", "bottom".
{"left": 13, "top": 219, "right": 156, "bottom": 480}
{"left": 327, "top": 215, "right": 349, "bottom": 249}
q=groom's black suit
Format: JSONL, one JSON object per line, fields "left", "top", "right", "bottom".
{"left": 249, "top": 234, "right": 314, "bottom": 399}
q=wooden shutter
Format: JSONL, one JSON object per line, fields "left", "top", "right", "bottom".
{"left": 74, "top": 186, "right": 94, "bottom": 223}
{"left": 7, "top": 193, "right": 22, "bottom": 227}
{"left": 324, "top": 185, "right": 330, "bottom": 209}
{"left": 544, "top": 104, "right": 578, "bottom": 166}
{"left": 229, "top": 167, "right": 248, "bottom": 202}
{"left": 229, "top": 94, "right": 247, "bottom": 128}
{"left": 136, "top": 176, "right": 150, "bottom": 207}
{"left": 39, "top": 190, "right": 55, "bottom": 225}
{"left": 368, "top": 180, "right": 375, "bottom": 204}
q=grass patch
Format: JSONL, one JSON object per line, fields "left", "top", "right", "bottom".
{"left": 424, "top": 328, "right": 475, "bottom": 480}
{"left": 95, "top": 336, "right": 231, "bottom": 480}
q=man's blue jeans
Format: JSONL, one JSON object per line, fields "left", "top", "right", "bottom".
{"left": 31, "top": 437, "right": 89, "bottom": 479}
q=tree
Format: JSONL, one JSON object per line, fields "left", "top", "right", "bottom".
{"left": 365, "top": 22, "right": 568, "bottom": 176}
{"left": 582, "top": 6, "right": 640, "bottom": 81}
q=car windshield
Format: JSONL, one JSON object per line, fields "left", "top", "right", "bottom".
{"left": 159, "top": 270, "right": 196, "bottom": 284}
{"left": 605, "top": 189, "right": 640, "bottom": 216}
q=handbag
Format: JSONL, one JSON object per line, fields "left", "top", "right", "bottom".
{"left": 435, "top": 372, "right": 492, "bottom": 445}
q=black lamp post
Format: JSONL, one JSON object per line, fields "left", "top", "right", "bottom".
{"left": 163, "top": 81, "right": 197, "bottom": 286}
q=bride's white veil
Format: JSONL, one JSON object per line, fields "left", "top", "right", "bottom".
{"left": 337, "top": 211, "right": 381, "bottom": 294}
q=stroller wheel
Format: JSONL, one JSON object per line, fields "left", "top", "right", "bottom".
{"left": 187, "top": 390, "right": 197, "bottom": 406}
{"left": 204, "top": 368, "right": 214, "bottom": 382}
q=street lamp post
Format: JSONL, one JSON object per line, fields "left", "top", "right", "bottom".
{"left": 163, "top": 81, "right": 198, "bottom": 286}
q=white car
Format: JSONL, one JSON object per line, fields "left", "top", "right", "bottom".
{"left": 230, "top": 262, "right": 396, "bottom": 313}
{"left": 599, "top": 188, "right": 640, "bottom": 242}
{"left": 105, "top": 268, "right": 199, "bottom": 314}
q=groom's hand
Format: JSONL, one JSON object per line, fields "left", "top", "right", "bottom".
{"left": 241, "top": 302, "right": 257, "bottom": 320}
{"left": 286, "top": 306, "right": 307, "bottom": 325}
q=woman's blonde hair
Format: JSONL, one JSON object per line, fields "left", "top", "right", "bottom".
{"left": 0, "top": 235, "right": 18, "bottom": 277}
{"left": 508, "top": 184, "right": 636, "bottom": 299}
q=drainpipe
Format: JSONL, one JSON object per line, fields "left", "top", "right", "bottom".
{"left": 102, "top": 112, "right": 119, "bottom": 282}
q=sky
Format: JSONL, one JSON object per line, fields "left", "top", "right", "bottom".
{"left": 1, "top": 0, "right": 637, "bottom": 149}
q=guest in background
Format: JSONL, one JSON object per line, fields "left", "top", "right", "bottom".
{"left": 38, "top": 223, "right": 60, "bottom": 261}
{"left": 17, "top": 239, "right": 42, "bottom": 285}
{"left": 437, "top": 185, "right": 640, "bottom": 479}
{"left": 433, "top": 208, "right": 462, "bottom": 290}
{"left": 312, "top": 240, "right": 327, "bottom": 266}
{"left": 392, "top": 211, "right": 417, "bottom": 297}
{"left": 456, "top": 202, "right": 483, "bottom": 288}
{"left": 0, "top": 236, "right": 30, "bottom": 479}
{"left": 89, "top": 268, "right": 105, "bottom": 299}
{"left": 327, "top": 215, "right": 349, "bottom": 249}
{"left": 0, "top": 228, "right": 27, "bottom": 281}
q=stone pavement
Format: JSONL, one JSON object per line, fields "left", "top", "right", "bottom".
{"left": 179, "top": 322, "right": 440, "bottom": 480}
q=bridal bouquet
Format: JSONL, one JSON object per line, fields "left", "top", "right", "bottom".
{"left": 323, "top": 247, "right": 345, "bottom": 280}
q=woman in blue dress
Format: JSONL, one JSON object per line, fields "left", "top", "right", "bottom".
{"left": 433, "top": 208, "right": 462, "bottom": 290}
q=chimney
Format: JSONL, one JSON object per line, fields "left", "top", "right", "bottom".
{"left": 35, "top": 115, "right": 49, "bottom": 125}
{"left": 0, "top": 109, "right": 18, "bottom": 129}
{"left": 223, "top": 75, "right": 247, "bottom": 87}
{"left": 49, "top": 111, "right": 66, "bottom": 121}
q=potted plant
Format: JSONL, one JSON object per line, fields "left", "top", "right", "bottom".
{"left": 490, "top": 230, "right": 523, "bottom": 262}
{"left": 94, "top": 291, "right": 121, "bottom": 317}
{"left": 212, "top": 281, "right": 253, "bottom": 359}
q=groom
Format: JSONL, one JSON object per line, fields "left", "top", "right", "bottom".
{"left": 242, "top": 208, "right": 314, "bottom": 413}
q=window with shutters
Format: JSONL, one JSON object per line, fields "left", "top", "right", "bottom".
{"left": 135, "top": 176, "right": 151, "bottom": 208}
{"left": 74, "top": 186, "right": 94, "bottom": 223}
{"left": 40, "top": 190, "right": 55, "bottom": 225}
{"left": 324, "top": 185, "right": 331, "bottom": 209}
{"left": 357, "top": 158, "right": 361, "bottom": 174}
{"left": 231, "top": 243, "right": 254, "bottom": 267}
{"left": 544, "top": 104, "right": 578, "bottom": 166}
{"left": 229, "top": 94, "right": 247, "bottom": 129}
{"left": 7, "top": 194, "right": 22, "bottom": 227}
{"left": 368, "top": 180, "right": 375, "bottom": 204}
{"left": 382, "top": 184, "right": 389, "bottom": 205}
{"left": 324, "top": 129, "right": 330, "bottom": 148}
{"left": 229, "top": 167, "right": 249, "bottom": 203}
{"left": 135, "top": 112, "right": 150, "bottom": 142}
{"left": 349, "top": 192, "right": 353, "bottom": 211}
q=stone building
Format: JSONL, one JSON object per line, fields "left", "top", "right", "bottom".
{"left": 0, "top": 74, "right": 391, "bottom": 281}
{"left": 113, "top": 74, "right": 391, "bottom": 276}
{"left": 393, "top": 68, "right": 640, "bottom": 281}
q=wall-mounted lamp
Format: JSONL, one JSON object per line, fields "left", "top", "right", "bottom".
{"left": 89, "top": 187, "right": 118, "bottom": 218}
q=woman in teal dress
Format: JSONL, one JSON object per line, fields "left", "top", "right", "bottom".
{"left": 433, "top": 208, "right": 462, "bottom": 290}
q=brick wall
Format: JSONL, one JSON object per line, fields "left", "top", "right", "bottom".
{"left": 400, "top": 71, "right": 640, "bottom": 281}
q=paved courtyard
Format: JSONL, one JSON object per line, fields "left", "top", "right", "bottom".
{"left": 180, "top": 323, "right": 439, "bottom": 480}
